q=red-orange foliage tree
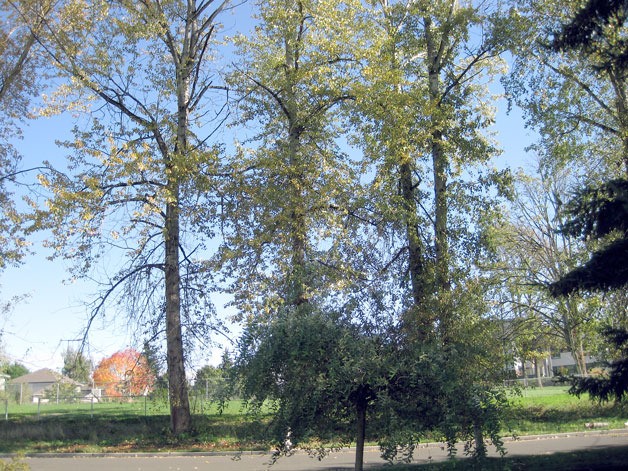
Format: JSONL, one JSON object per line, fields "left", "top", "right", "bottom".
{"left": 92, "top": 349, "right": 155, "bottom": 398}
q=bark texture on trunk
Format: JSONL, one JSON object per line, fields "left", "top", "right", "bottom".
{"left": 561, "top": 300, "right": 588, "bottom": 376}
{"left": 165, "top": 199, "right": 192, "bottom": 434}
{"left": 400, "top": 160, "right": 430, "bottom": 339}
{"left": 287, "top": 125, "right": 308, "bottom": 307}
{"left": 431, "top": 129, "right": 449, "bottom": 292}
{"left": 473, "top": 420, "right": 486, "bottom": 458}
{"left": 283, "top": 16, "right": 309, "bottom": 309}
{"left": 535, "top": 357, "right": 543, "bottom": 388}
{"left": 425, "top": 14, "right": 452, "bottom": 342}
{"left": 162, "top": 20, "right": 195, "bottom": 433}
{"left": 354, "top": 394, "right": 368, "bottom": 471}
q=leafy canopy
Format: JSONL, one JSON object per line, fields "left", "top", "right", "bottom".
{"left": 92, "top": 348, "right": 155, "bottom": 397}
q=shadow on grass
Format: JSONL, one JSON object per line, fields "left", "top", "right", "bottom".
{"left": 370, "top": 445, "right": 628, "bottom": 470}
{"left": 0, "top": 412, "right": 272, "bottom": 453}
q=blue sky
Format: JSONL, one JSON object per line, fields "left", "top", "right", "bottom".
{"left": 1, "top": 114, "right": 127, "bottom": 370}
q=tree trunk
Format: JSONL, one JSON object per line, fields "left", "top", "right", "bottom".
{"left": 283, "top": 27, "right": 309, "bottom": 308}
{"left": 561, "top": 301, "right": 587, "bottom": 376}
{"left": 431, "top": 129, "right": 449, "bottom": 292}
{"left": 165, "top": 198, "right": 192, "bottom": 434}
{"left": 161, "top": 26, "right": 195, "bottom": 434}
{"left": 574, "top": 343, "right": 588, "bottom": 376}
{"left": 431, "top": 127, "right": 452, "bottom": 341}
{"left": 535, "top": 357, "right": 543, "bottom": 388}
{"left": 564, "top": 320, "right": 588, "bottom": 376}
{"left": 473, "top": 420, "right": 486, "bottom": 458}
{"left": 287, "top": 126, "right": 308, "bottom": 307}
{"left": 354, "top": 397, "right": 367, "bottom": 471}
{"left": 399, "top": 159, "right": 430, "bottom": 338}
{"left": 425, "top": 16, "right": 451, "bottom": 340}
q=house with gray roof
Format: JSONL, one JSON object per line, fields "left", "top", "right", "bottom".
{"left": 8, "top": 368, "right": 82, "bottom": 402}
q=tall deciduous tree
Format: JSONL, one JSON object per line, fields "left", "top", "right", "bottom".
{"left": 25, "top": 0, "right": 230, "bottom": 434}
{"left": 223, "top": 1, "right": 379, "bottom": 469}
{"left": 222, "top": 0, "right": 362, "bottom": 313}
{"left": 506, "top": 0, "right": 627, "bottom": 178}
{"left": 493, "top": 170, "right": 600, "bottom": 376}
{"left": 351, "top": 0, "right": 512, "bottom": 456}
{"left": 355, "top": 0, "right": 510, "bottom": 341}
{"left": 61, "top": 346, "right": 91, "bottom": 383}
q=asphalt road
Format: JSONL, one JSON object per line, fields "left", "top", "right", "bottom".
{"left": 14, "top": 431, "right": 628, "bottom": 471}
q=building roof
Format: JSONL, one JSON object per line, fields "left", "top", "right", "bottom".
{"left": 8, "top": 368, "right": 76, "bottom": 385}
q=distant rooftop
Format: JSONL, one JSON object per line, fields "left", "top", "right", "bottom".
{"left": 8, "top": 368, "right": 77, "bottom": 384}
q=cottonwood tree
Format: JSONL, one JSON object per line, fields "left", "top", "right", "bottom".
{"left": 222, "top": 1, "right": 381, "bottom": 469}
{"left": 222, "top": 0, "right": 363, "bottom": 313}
{"left": 354, "top": 0, "right": 512, "bottom": 340}
{"left": 351, "top": 0, "right": 513, "bottom": 456}
{"left": 25, "top": 0, "right": 230, "bottom": 434}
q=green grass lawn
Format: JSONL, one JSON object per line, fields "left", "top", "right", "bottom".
{"left": 503, "top": 386, "right": 627, "bottom": 436}
{"left": 2, "top": 396, "right": 239, "bottom": 419}
{"left": 0, "top": 387, "right": 626, "bottom": 455}
{"left": 0, "top": 399, "right": 268, "bottom": 454}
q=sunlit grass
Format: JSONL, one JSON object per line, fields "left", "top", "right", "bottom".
{"left": 0, "top": 399, "right": 269, "bottom": 453}
{"left": 1, "top": 397, "right": 251, "bottom": 420}
{"left": 502, "top": 385, "right": 627, "bottom": 436}
{"left": 0, "top": 388, "right": 626, "bottom": 454}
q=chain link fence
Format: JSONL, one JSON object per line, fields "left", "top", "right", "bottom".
{"left": 1, "top": 375, "right": 231, "bottom": 421}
